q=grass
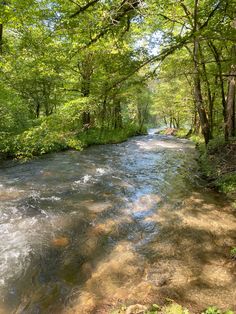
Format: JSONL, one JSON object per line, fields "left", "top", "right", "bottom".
{"left": 230, "top": 247, "right": 236, "bottom": 260}
{"left": 78, "top": 126, "right": 145, "bottom": 147}
{"left": 198, "top": 137, "right": 236, "bottom": 195}
{"left": 167, "top": 128, "right": 236, "bottom": 196}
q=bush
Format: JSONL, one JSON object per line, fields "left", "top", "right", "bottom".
{"left": 175, "top": 128, "right": 189, "bottom": 138}
{"left": 206, "top": 136, "right": 226, "bottom": 154}
{"left": 201, "top": 306, "right": 234, "bottom": 314}
{"left": 78, "top": 125, "right": 143, "bottom": 146}
{"left": 1, "top": 117, "right": 143, "bottom": 160}
{"left": 230, "top": 247, "right": 236, "bottom": 259}
{"left": 0, "top": 83, "right": 32, "bottom": 134}
{"left": 10, "top": 127, "right": 82, "bottom": 159}
{"left": 215, "top": 173, "right": 236, "bottom": 193}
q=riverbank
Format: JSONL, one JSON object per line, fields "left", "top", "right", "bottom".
{"left": 0, "top": 125, "right": 146, "bottom": 161}
{"left": 158, "top": 128, "right": 236, "bottom": 198}
{"left": 198, "top": 138, "right": 236, "bottom": 197}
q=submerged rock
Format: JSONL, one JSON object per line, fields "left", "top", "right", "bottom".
{"left": 51, "top": 236, "right": 69, "bottom": 247}
{"left": 125, "top": 304, "right": 148, "bottom": 314}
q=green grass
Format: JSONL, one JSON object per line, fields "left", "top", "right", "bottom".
{"left": 215, "top": 173, "right": 236, "bottom": 194}
{"left": 230, "top": 247, "right": 236, "bottom": 259}
{"left": 187, "top": 135, "right": 236, "bottom": 196}
{"left": 175, "top": 128, "right": 188, "bottom": 138}
{"left": 201, "top": 307, "right": 234, "bottom": 314}
{"left": 78, "top": 125, "right": 145, "bottom": 147}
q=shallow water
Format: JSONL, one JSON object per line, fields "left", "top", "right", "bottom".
{"left": 0, "top": 134, "right": 235, "bottom": 314}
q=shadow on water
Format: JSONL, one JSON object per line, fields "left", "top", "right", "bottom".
{"left": 0, "top": 134, "right": 235, "bottom": 314}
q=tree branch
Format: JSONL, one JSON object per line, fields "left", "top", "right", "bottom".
{"left": 70, "top": 0, "right": 100, "bottom": 18}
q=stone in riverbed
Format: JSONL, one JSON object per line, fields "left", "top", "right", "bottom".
{"left": 51, "top": 236, "right": 69, "bottom": 247}
{"left": 125, "top": 304, "right": 148, "bottom": 314}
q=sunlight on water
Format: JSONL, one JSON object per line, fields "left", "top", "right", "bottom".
{"left": 0, "top": 134, "right": 235, "bottom": 313}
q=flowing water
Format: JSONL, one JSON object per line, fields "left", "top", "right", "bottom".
{"left": 0, "top": 133, "right": 235, "bottom": 314}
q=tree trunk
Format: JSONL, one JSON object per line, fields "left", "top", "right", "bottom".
{"left": 208, "top": 41, "right": 227, "bottom": 125}
{"left": 199, "top": 44, "right": 214, "bottom": 133}
{"left": 137, "top": 103, "right": 148, "bottom": 132}
{"left": 225, "top": 64, "right": 236, "bottom": 139}
{"left": 113, "top": 100, "right": 122, "bottom": 129}
{"left": 100, "top": 96, "right": 107, "bottom": 129}
{"left": 163, "top": 116, "right": 167, "bottom": 126}
{"left": 79, "top": 53, "right": 94, "bottom": 127}
{"left": 36, "top": 102, "right": 40, "bottom": 118}
{"left": 193, "top": 0, "right": 212, "bottom": 145}
{"left": 0, "top": 24, "right": 3, "bottom": 54}
{"left": 192, "top": 107, "right": 200, "bottom": 134}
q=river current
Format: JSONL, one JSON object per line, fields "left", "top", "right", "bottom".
{"left": 0, "top": 132, "right": 235, "bottom": 313}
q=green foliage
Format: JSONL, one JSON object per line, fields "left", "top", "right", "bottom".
{"left": 7, "top": 126, "right": 81, "bottom": 159}
{"left": 78, "top": 125, "right": 144, "bottom": 147}
{"left": 202, "top": 307, "right": 222, "bottom": 314}
{"left": 206, "top": 137, "right": 226, "bottom": 154}
{"left": 230, "top": 247, "right": 236, "bottom": 259}
{"left": 1, "top": 112, "right": 143, "bottom": 159}
{"left": 1, "top": 108, "right": 84, "bottom": 159}
{"left": 175, "top": 129, "right": 189, "bottom": 138}
{"left": 161, "top": 303, "right": 189, "bottom": 314}
{"left": 201, "top": 306, "right": 234, "bottom": 314}
{"left": 189, "top": 134, "right": 204, "bottom": 145}
{"left": 215, "top": 173, "right": 236, "bottom": 194}
{"left": 197, "top": 137, "right": 236, "bottom": 195}
{"left": 198, "top": 149, "right": 215, "bottom": 178}
{"left": 0, "top": 83, "right": 32, "bottom": 133}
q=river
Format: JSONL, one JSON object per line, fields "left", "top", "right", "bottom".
{"left": 0, "top": 133, "right": 235, "bottom": 313}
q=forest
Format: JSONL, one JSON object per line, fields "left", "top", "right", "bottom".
{"left": 0, "top": 0, "right": 235, "bottom": 147}
{"left": 0, "top": 0, "right": 236, "bottom": 313}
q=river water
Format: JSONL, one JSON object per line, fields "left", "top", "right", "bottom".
{"left": 0, "top": 133, "right": 235, "bottom": 314}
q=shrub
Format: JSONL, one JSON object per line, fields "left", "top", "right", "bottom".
{"left": 215, "top": 173, "right": 236, "bottom": 193}
{"left": 201, "top": 306, "right": 234, "bottom": 314}
{"left": 230, "top": 247, "right": 236, "bottom": 260}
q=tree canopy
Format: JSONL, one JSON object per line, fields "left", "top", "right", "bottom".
{"left": 0, "top": 0, "right": 235, "bottom": 157}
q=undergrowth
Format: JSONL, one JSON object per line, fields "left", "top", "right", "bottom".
{"left": 0, "top": 122, "right": 144, "bottom": 160}
{"left": 169, "top": 128, "right": 236, "bottom": 195}
{"left": 198, "top": 136, "right": 236, "bottom": 195}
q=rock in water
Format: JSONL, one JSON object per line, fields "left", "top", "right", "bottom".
{"left": 126, "top": 304, "right": 147, "bottom": 314}
{"left": 51, "top": 236, "right": 69, "bottom": 247}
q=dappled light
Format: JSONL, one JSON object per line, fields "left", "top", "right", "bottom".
{"left": 0, "top": 135, "right": 235, "bottom": 314}
{"left": 0, "top": 0, "right": 235, "bottom": 312}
